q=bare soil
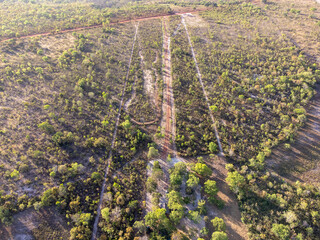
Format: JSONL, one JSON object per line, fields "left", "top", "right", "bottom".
{"left": 0, "top": 207, "right": 70, "bottom": 240}
{"left": 204, "top": 155, "right": 249, "bottom": 240}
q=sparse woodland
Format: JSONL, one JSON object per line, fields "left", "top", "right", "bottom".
{"left": 0, "top": 0, "right": 320, "bottom": 240}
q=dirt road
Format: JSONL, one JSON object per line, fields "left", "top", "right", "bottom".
{"left": 0, "top": 11, "right": 203, "bottom": 43}
{"left": 161, "top": 18, "right": 176, "bottom": 159}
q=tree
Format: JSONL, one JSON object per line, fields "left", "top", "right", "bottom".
{"left": 101, "top": 207, "right": 110, "bottom": 222}
{"left": 193, "top": 162, "right": 212, "bottom": 177}
{"left": 0, "top": 206, "right": 11, "bottom": 224}
{"left": 93, "top": 137, "right": 107, "bottom": 148}
{"left": 122, "top": 119, "right": 131, "bottom": 130}
{"left": 211, "top": 231, "right": 228, "bottom": 240}
{"left": 38, "top": 121, "right": 55, "bottom": 134}
{"left": 147, "top": 147, "right": 159, "bottom": 159}
{"left": 41, "top": 188, "right": 58, "bottom": 206}
{"left": 211, "top": 217, "right": 226, "bottom": 232}
{"left": 174, "top": 162, "right": 187, "bottom": 175}
{"left": 187, "top": 173, "right": 199, "bottom": 189}
{"left": 167, "top": 190, "right": 182, "bottom": 209}
{"left": 271, "top": 224, "right": 291, "bottom": 240}
{"left": 188, "top": 210, "right": 201, "bottom": 223}
{"left": 197, "top": 200, "right": 207, "bottom": 215}
{"left": 225, "top": 171, "right": 245, "bottom": 194}
{"left": 209, "top": 142, "right": 217, "bottom": 153}
{"left": 204, "top": 180, "right": 218, "bottom": 202}
{"left": 170, "top": 209, "right": 184, "bottom": 225}
{"left": 170, "top": 171, "right": 183, "bottom": 186}
{"left": 145, "top": 208, "right": 172, "bottom": 234}
{"left": 133, "top": 220, "right": 145, "bottom": 234}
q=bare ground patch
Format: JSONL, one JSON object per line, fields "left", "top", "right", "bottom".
{"left": 204, "top": 155, "right": 249, "bottom": 240}
{"left": 0, "top": 207, "right": 70, "bottom": 240}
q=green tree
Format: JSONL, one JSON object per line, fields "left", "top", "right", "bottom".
{"left": 41, "top": 188, "right": 58, "bottom": 206}
{"left": 209, "top": 142, "right": 217, "bottom": 153}
{"left": 225, "top": 171, "right": 245, "bottom": 194}
{"left": 197, "top": 199, "right": 207, "bottom": 215}
{"left": 122, "top": 119, "right": 131, "bottom": 130}
{"left": 133, "top": 220, "right": 146, "bottom": 234}
{"left": 38, "top": 121, "right": 55, "bottom": 134}
{"left": 187, "top": 173, "right": 199, "bottom": 189}
{"left": 167, "top": 190, "right": 182, "bottom": 209}
{"left": 101, "top": 207, "right": 110, "bottom": 222}
{"left": 145, "top": 208, "right": 172, "bottom": 234}
{"left": 211, "top": 217, "right": 226, "bottom": 232}
{"left": 211, "top": 231, "right": 228, "bottom": 240}
{"left": 271, "top": 224, "right": 291, "bottom": 240}
{"left": 148, "top": 147, "right": 159, "bottom": 159}
{"left": 204, "top": 180, "right": 218, "bottom": 202}
{"left": 170, "top": 209, "right": 184, "bottom": 225}
{"left": 188, "top": 210, "right": 201, "bottom": 223}
{"left": 193, "top": 162, "right": 212, "bottom": 177}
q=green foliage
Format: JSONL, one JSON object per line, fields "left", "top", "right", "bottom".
{"left": 225, "top": 171, "right": 245, "bottom": 194}
{"left": 193, "top": 162, "right": 212, "bottom": 177}
{"left": 204, "top": 180, "right": 218, "bottom": 197}
{"left": 133, "top": 220, "right": 145, "bottom": 234}
{"left": 211, "top": 231, "right": 228, "bottom": 240}
{"left": 147, "top": 147, "right": 159, "bottom": 159}
{"left": 188, "top": 210, "right": 201, "bottom": 223}
{"left": 145, "top": 208, "right": 172, "bottom": 234}
{"left": 169, "top": 162, "right": 187, "bottom": 187}
{"left": 10, "top": 169, "right": 20, "bottom": 179}
{"left": 271, "top": 224, "right": 291, "bottom": 240}
{"left": 41, "top": 188, "right": 58, "bottom": 206}
{"left": 38, "top": 121, "right": 55, "bottom": 134}
{"left": 186, "top": 173, "right": 199, "bottom": 189}
{"left": 211, "top": 217, "right": 226, "bottom": 232}
{"left": 52, "top": 131, "right": 74, "bottom": 146}
{"left": 209, "top": 142, "right": 218, "bottom": 153}
{"left": 197, "top": 199, "right": 207, "bottom": 215}
{"left": 101, "top": 207, "right": 110, "bottom": 222}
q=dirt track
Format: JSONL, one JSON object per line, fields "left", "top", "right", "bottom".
{"left": 0, "top": 11, "right": 202, "bottom": 43}
{"left": 162, "top": 18, "right": 175, "bottom": 159}
{"left": 91, "top": 23, "right": 139, "bottom": 240}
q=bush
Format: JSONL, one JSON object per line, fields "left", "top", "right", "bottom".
{"left": 271, "top": 224, "right": 291, "bottom": 240}
{"left": 147, "top": 147, "right": 159, "bottom": 159}
{"left": 211, "top": 231, "right": 228, "bottom": 240}
{"left": 38, "top": 121, "right": 55, "bottom": 134}
{"left": 193, "top": 162, "right": 212, "bottom": 177}
{"left": 211, "top": 217, "right": 226, "bottom": 232}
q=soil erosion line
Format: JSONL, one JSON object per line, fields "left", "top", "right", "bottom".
{"left": 91, "top": 23, "right": 139, "bottom": 240}
{"left": 181, "top": 16, "right": 224, "bottom": 155}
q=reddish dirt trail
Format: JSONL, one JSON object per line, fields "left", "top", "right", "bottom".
{"left": 161, "top": 17, "right": 175, "bottom": 159}
{"left": 0, "top": 11, "right": 203, "bottom": 43}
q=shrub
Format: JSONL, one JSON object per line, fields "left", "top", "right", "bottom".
{"left": 271, "top": 224, "right": 291, "bottom": 240}
{"left": 211, "top": 217, "right": 226, "bottom": 232}
{"left": 211, "top": 231, "right": 228, "bottom": 240}
{"left": 38, "top": 121, "right": 55, "bottom": 134}
{"left": 147, "top": 147, "right": 159, "bottom": 159}
{"left": 193, "top": 162, "right": 212, "bottom": 177}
